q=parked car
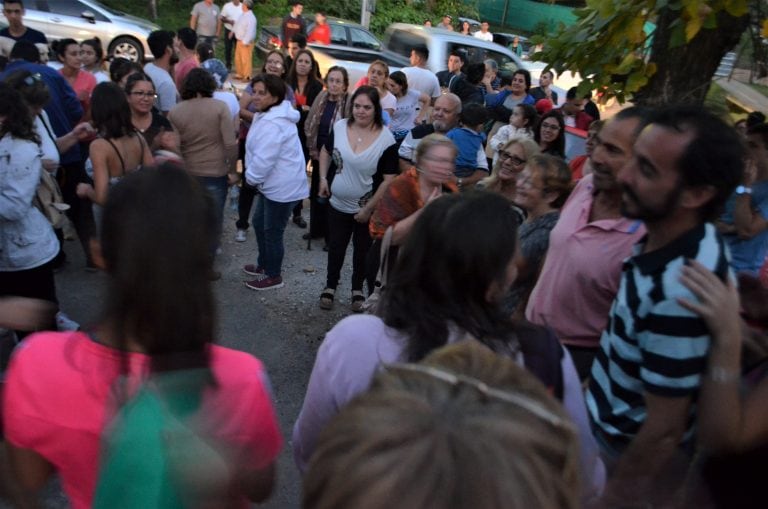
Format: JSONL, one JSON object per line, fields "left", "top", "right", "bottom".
{"left": 257, "top": 17, "right": 408, "bottom": 86}
{"left": 0, "top": 0, "right": 160, "bottom": 62}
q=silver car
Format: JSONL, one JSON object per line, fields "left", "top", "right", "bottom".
{"left": 0, "top": 0, "right": 160, "bottom": 62}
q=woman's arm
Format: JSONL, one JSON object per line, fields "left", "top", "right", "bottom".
{"left": 678, "top": 261, "right": 768, "bottom": 452}
{"left": 5, "top": 443, "right": 54, "bottom": 504}
{"left": 317, "top": 146, "right": 331, "bottom": 197}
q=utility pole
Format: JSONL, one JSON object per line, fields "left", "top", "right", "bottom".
{"left": 361, "top": 0, "right": 372, "bottom": 28}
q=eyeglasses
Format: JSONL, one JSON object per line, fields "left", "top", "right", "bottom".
{"left": 130, "top": 91, "right": 157, "bottom": 99}
{"left": 541, "top": 123, "right": 561, "bottom": 131}
{"left": 380, "top": 362, "right": 572, "bottom": 430}
{"left": 498, "top": 151, "right": 526, "bottom": 166}
{"left": 23, "top": 73, "right": 42, "bottom": 86}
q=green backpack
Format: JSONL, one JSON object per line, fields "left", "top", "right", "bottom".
{"left": 93, "top": 370, "right": 227, "bottom": 509}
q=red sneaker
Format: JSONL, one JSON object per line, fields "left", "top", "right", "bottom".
{"left": 245, "top": 275, "right": 284, "bottom": 291}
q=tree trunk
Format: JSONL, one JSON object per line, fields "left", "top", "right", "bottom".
{"left": 633, "top": 7, "right": 749, "bottom": 107}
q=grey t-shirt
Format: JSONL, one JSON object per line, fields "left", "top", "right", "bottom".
{"left": 143, "top": 63, "right": 178, "bottom": 113}
{"left": 191, "top": 1, "right": 221, "bottom": 37}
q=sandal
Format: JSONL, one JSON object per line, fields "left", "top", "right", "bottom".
{"left": 319, "top": 288, "right": 335, "bottom": 310}
{"left": 350, "top": 290, "right": 365, "bottom": 313}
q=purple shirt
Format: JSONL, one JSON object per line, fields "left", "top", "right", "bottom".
{"left": 525, "top": 174, "right": 646, "bottom": 348}
{"left": 292, "top": 314, "right": 605, "bottom": 500}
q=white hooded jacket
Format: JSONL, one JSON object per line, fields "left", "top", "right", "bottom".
{"left": 245, "top": 99, "right": 309, "bottom": 203}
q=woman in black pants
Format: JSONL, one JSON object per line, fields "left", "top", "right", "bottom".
{"left": 303, "top": 66, "right": 349, "bottom": 244}
{"left": 317, "top": 86, "right": 398, "bottom": 312}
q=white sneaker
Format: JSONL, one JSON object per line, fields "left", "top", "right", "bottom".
{"left": 56, "top": 311, "right": 80, "bottom": 331}
{"left": 235, "top": 229, "right": 247, "bottom": 242}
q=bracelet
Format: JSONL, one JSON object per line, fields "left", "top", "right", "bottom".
{"left": 708, "top": 366, "right": 740, "bottom": 384}
{"left": 320, "top": 176, "right": 327, "bottom": 180}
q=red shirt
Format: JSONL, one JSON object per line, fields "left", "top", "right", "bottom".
{"left": 308, "top": 23, "right": 331, "bottom": 44}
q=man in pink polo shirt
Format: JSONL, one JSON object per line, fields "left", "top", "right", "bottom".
{"left": 526, "top": 107, "right": 649, "bottom": 379}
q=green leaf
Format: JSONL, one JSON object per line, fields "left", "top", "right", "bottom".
{"left": 669, "top": 21, "right": 686, "bottom": 47}
{"left": 625, "top": 72, "right": 648, "bottom": 92}
{"left": 724, "top": 0, "right": 749, "bottom": 18}
{"left": 685, "top": 15, "right": 703, "bottom": 41}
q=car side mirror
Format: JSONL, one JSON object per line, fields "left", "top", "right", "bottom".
{"left": 81, "top": 11, "right": 96, "bottom": 23}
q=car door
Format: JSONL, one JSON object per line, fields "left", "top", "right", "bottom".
{"left": 34, "top": 0, "right": 109, "bottom": 43}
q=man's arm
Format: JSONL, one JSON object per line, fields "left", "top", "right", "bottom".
{"left": 461, "top": 170, "right": 487, "bottom": 187}
{"left": 190, "top": 13, "right": 198, "bottom": 29}
{"left": 601, "top": 393, "right": 692, "bottom": 504}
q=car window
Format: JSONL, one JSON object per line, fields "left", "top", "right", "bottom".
{"left": 386, "top": 29, "right": 426, "bottom": 59}
{"left": 447, "top": 42, "right": 519, "bottom": 74}
{"left": 46, "top": 0, "right": 108, "bottom": 21}
{"left": 330, "top": 24, "right": 346, "bottom": 45}
{"left": 349, "top": 27, "right": 379, "bottom": 51}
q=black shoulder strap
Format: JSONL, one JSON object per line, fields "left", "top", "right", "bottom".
{"left": 104, "top": 138, "right": 126, "bottom": 175}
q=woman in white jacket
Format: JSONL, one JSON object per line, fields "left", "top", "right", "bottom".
{"left": 243, "top": 74, "right": 309, "bottom": 291}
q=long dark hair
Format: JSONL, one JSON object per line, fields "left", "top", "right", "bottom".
{"left": 0, "top": 82, "right": 39, "bottom": 143}
{"left": 380, "top": 191, "right": 520, "bottom": 362}
{"left": 534, "top": 110, "right": 566, "bottom": 158}
{"left": 91, "top": 82, "right": 135, "bottom": 139}
{"left": 101, "top": 165, "right": 215, "bottom": 374}
{"left": 286, "top": 49, "right": 322, "bottom": 88}
{"left": 348, "top": 86, "right": 382, "bottom": 128}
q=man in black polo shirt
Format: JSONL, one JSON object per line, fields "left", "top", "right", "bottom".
{"left": 0, "top": 0, "right": 46, "bottom": 44}
{"left": 586, "top": 106, "right": 744, "bottom": 507}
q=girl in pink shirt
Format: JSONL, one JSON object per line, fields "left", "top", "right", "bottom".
{"left": 3, "top": 165, "right": 282, "bottom": 508}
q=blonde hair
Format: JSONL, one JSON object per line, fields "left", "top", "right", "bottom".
{"left": 481, "top": 137, "right": 541, "bottom": 194}
{"left": 368, "top": 59, "right": 390, "bottom": 79}
{"left": 413, "top": 133, "right": 457, "bottom": 166}
{"left": 303, "top": 341, "right": 580, "bottom": 509}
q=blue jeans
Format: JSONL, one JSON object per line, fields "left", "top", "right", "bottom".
{"left": 196, "top": 175, "right": 228, "bottom": 252}
{"left": 252, "top": 195, "right": 296, "bottom": 277}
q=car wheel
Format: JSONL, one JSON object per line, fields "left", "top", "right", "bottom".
{"left": 109, "top": 36, "right": 143, "bottom": 63}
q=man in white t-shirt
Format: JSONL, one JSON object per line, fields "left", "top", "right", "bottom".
{"left": 401, "top": 47, "right": 441, "bottom": 105}
{"left": 220, "top": 0, "right": 242, "bottom": 70}
{"left": 473, "top": 21, "right": 493, "bottom": 42}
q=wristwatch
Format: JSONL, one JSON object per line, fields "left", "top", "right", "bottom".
{"left": 735, "top": 185, "right": 753, "bottom": 195}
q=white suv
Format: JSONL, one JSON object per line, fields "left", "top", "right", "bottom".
{"left": 1, "top": 0, "right": 160, "bottom": 62}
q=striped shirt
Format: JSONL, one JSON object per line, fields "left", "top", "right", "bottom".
{"left": 586, "top": 223, "right": 730, "bottom": 448}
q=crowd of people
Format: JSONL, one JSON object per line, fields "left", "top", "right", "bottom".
{"left": 1, "top": 0, "right": 768, "bottom": 507}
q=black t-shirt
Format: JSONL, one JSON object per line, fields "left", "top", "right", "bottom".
{"left": 0, "top": 26, "right": 47, "bottom": 44}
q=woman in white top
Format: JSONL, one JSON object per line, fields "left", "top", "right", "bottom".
{"left": 386, "top": 70, "right": 428, "bottom": 143}
{"left": 317, "top": 86, "right": 398, "bottom": 312}
{"left": 355, "top": 60, "right": 396, "bottom": 119}
{"left": 80, "top": 38, "right": 109, "bottom": 84}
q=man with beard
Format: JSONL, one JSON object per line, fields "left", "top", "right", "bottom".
{"left": 398, "top": 93, "right": 463, "bottom": 172}
{"left": 526, "top": 107, "right": 649, "bottom": 379}
{"left": 587, "top": 106, "right": 743, "bottom": 508}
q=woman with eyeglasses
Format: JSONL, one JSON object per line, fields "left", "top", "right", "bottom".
{"left": 535, "top": 110, "right": 566, "bottom": 159}
{"left": 479, "top": 137, "right": 540, "bottom": 206}
{"left": 76, "top": 83, "right": 153, "bottom": 209}
{"left": 294, "top": 191, "right": 605, "bottom": 502}
{"left": 506, "top": 154, "right": 572, "bottom": 317}
{"left": 317, "top": 86, "right": 398, "bottom": 312}
{"left": 124, "top": 73, "right": 177, "bottom": 153}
